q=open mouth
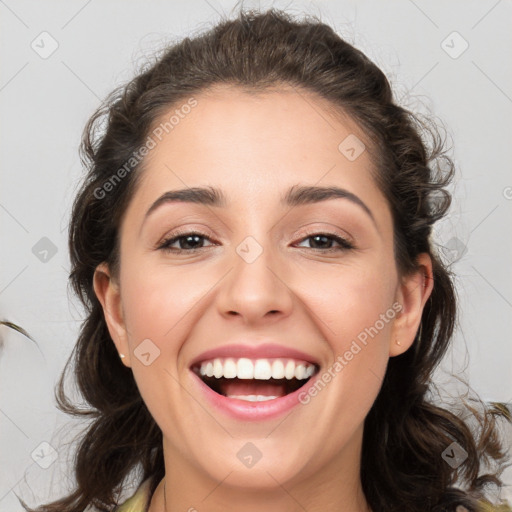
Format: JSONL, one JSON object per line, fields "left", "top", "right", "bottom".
{"left": 191, "top": 357, "right": 319, "bottom": 402}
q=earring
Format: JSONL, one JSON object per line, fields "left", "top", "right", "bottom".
{"left": 119, "top": 353, "right": 126, "bottom": 359}
{"left": 396, "top": 339, "right": 402, "bottom": 346}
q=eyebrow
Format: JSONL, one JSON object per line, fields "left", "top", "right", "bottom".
{"left": 143, "top": 184, "right": 376, "bottom": 225}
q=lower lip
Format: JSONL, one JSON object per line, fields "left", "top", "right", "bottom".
{"left": 190, "top": 370, "right": 319, "bottom": 421}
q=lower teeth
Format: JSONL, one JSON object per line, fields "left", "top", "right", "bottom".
{"left": 227, "top": 394, "right": 279, "bottom": 402}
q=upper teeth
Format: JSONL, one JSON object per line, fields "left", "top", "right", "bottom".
{"left": 197, "top": 358, "right": 316, "bottom": 380}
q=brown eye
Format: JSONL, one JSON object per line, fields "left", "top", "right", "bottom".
{"left": 158, "top": 231, "right": 215, "bottom": 253}
{"left": 295, "top": 233, "right": 354, "bottom": 252}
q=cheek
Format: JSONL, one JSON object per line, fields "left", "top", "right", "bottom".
{"left": 300, "top": 258, "right": 397, "bottom": 342}
{"left": 120, "top": 259, "right": 208, "bottom": 342}
{"left": 301, "top": 258, "right": 397, "bottom": 403}
{"left": 299, "top": 268, "right": 396, "bottom": 424}
{"left": 118, "top": 264, "right": 197, "bottom": 425}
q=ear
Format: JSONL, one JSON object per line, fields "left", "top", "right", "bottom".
{"left": 93, "top": 263, "right": 132, "bottom": 367}
{"left": 390, "top": 253, "right": 434, "bottom": 357}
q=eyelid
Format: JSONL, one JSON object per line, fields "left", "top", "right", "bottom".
{"left": 155, "top": 221, "right": 216, "bottom": 243}
{"left": 293, "top": 222, "right": 355, "bottom": 244}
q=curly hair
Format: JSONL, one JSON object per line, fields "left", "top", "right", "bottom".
{"left": 20, "top": 7, "right": 511, "bottom": 512}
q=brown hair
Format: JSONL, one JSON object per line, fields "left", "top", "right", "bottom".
{"left": 21, "top": 8, "right": 511, "bottom": 512}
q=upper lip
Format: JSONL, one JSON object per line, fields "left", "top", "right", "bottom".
{"left": 189, "top": 342, "right": 320, "bottom": 368}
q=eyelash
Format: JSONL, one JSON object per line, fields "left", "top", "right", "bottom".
{"left": 157, "top": 229, "right": 355, "bottom": 254}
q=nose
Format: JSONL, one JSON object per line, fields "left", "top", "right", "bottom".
{"left": 215, "top": 238, "right": 294, "bottom": 326}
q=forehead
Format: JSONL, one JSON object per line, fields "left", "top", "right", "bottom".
{"left": 121, "top": 85, "right": 390, "bottom": 231}
{"left": 150, "top": 84, "right": 368, "bottom": 159}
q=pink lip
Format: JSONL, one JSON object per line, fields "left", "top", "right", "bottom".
{"left": 189, "top": 368, "right": 319, "bottom": 421}
{"left": 189, "top": 342, "right": 320, "bottom": 367}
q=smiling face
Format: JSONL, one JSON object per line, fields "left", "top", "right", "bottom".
{"left": 94, "top": 84, "right": 432, "bottom": 508}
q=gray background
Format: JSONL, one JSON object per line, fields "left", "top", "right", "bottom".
{"left": 1, "top": 0, "right": 511, "bottom": 508}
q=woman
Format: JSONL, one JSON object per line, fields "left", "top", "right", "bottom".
{"left": 22, "top": 8, "right": 511, "bottom": 512}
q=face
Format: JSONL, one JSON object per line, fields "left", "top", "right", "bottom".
{"left": 95, "top": 85, "right": 431, "bottom": 496}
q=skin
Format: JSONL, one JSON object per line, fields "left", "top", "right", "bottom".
{"left": 94, "top": 84, "right": 433, "bottom": 512}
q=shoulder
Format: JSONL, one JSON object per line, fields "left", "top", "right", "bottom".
{"left": 114, "top": 478, "right": 153, "bottom": 512}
